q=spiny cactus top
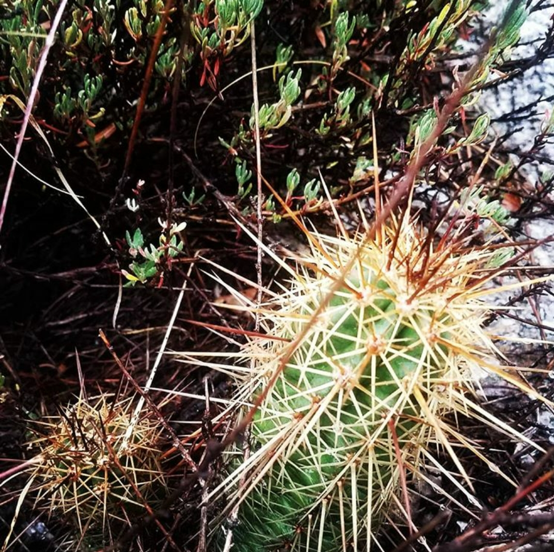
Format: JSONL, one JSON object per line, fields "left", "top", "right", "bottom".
{"left": 28, "top": 394, "right": 167, "bottom": 535}
{"left": 206, "top": 212, "right": 541, "bottom": 552}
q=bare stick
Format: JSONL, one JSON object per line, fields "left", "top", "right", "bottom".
{"left": 250, "top": 18, "right": 264, "bottom": 332}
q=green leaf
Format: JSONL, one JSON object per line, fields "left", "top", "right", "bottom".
{"left": 286, "top": 169, "right": 300, "bottom": 194}
{"left": 126, "top": 228, "right": 145, "bottom": 249}
{"left": 495, "top": 162, "right": 513, "bottom": 181}
{"left": 303, "top": 179, "right": 321, "bottom": 202}
{"left": 414, "top": 109, "right": 437, "bottom": 145}
{"left": 462, "top": 113, "right": 490, "bottom": 146}
{"left": 495, "top": 4, "right": 527, "bottom": 51}
{"left": 279, "top": 69, "right": 302, "bottom": 105}
{"left": 336, "top": 87, "right": 356, "bottom": 113}
{"left": 236, "top": 161, "right": 252, "bottom": 186}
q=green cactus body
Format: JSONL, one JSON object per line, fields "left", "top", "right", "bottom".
{"left": 213, "top": 215, "right": 525, "bottom": 551}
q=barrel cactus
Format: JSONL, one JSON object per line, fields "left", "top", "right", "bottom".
{"left": 5, "top": 393, "right": 168, "bottom": 546}
{"left": 206, "top": 208, "right": 543, "bottom": 551}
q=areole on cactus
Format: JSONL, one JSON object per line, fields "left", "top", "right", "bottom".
{"left": 189, "top": 200, "right": 548, "bottom": 552}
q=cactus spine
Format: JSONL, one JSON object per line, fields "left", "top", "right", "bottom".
{"left": 209, "top": 211, "right": 543, "bottom": 552}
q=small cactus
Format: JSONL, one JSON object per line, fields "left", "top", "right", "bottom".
{"left": 206, "top": 210, "right": 546, "bottom": 551}
{"left": 8, "top": 393, "right": 167, "bottom": 545}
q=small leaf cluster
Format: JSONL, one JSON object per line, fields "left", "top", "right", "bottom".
{"left": 251, "top": 69, "right": 302, "bottom": 131}
{"left": 464, "top": 3, "right": 528, "bottom": 95}
{"left": 53, "top": 74, "right": 104, "bottom": 124}
{"left": 191, "top": 0, "right": 264, "bottom": 88}
{"left": 317, "top": 87, "right": 357, "bottom": 136}
{"left": 122, "top": 222, "right": 186, "bottom": 286}
{"left": 459, "top": 185, "right": 511, "bottom": 226}
{"left": 234, "top": 160, "right": 253, "bottom": 200}
{"left": 1, "top": 0, "right": 45, "bottom": 97}
{"left": 328, "top": 11, "right": 356, "bottom": 83}
{"left": 219, "top": 66, "right": 303, "bottom": 203}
